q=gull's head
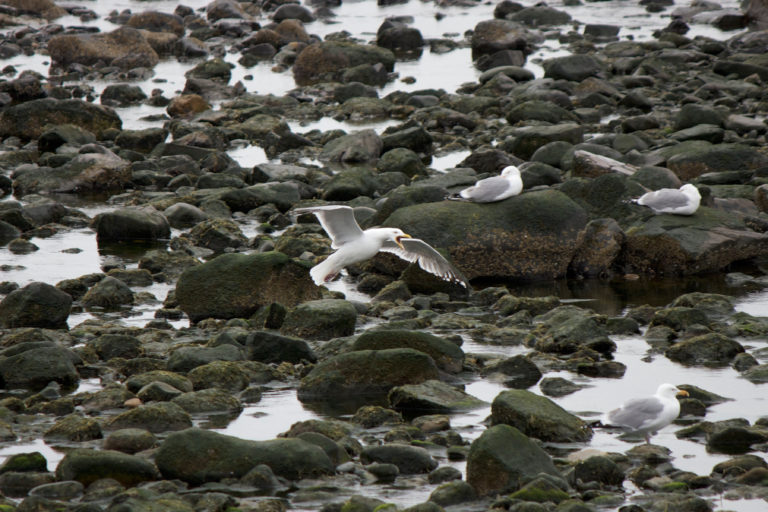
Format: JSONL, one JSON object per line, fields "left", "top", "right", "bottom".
{"left": 501, "top": 166, "right": 520, "bottom": 178}
{"left": 656, "top": 383, "right": 689, "bottom": 399}
{"left": 383, "top": 228, "right": 411, "bottom": 250}
{"left": 680, "top": 184, "right": 699, "bottom": 197}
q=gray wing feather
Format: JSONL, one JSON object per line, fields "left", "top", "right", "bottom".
{"left": 606, "top": 397, "right": 664, "bottom": 429}
{"left": 293, "top": 205, "right": 365, "bottom": 249}
{"left": 381, "top": 238, "right": 468, "bottom": 287}
{"left": 460, "top": 176, "right": 513, "bottom": 203}
{"left": 637, "top": 189, "right": 691, "bottom": 210}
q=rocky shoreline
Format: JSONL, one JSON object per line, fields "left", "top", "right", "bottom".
{"left": 1, "top": 0, "right": 768, "bottom": 511}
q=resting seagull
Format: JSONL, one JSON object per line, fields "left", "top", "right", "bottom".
{"left": 451, "top": 165, "right": 523, "bottom": 203}
{"left": 633, "top": 184, "right": 700, "bottom": 215}
{"left": 293, "top": 205, "right": 469, "bottom": 287}
{"left": 602, "top": 383, "right": 689, "bottom": 443}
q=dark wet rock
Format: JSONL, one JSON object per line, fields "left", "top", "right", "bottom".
{"left": 361, "top": 443, "right": 437, "bottom": 474}
{"left": 0, "top": 220, "right": 21, "bottom": 246}
{"left": 186, "top": 57, "right": 232, "bottom": 83}
{"left": 176, "top": 252, "right": 320, "bottom": 323}
{"left": 649, "top": 307, "right": 709, "bottom": 332}
{"left": 55, "top": 449, "right": 160, "bottom": 487}
{"left": 531, "top": 306, "right": 614, "bottom": 356}
{"left": 669, "top": 292, "right": 734, "bottom": 319}
{"left": 138, "top": 249, "right": 200, "bottom": 280}
{"left": 155, "top": 427, "right": 333, "bottom": 483}
{"left": 38, "top": 124, "right": 96, "bottom": 153}
{"left": 244, "top": 331, "right": 316, "bottom": 364}
{"left": 81, "top": 276, "right": 134, "bottom": 309}
{"left": 0, "top": 98, "right": 120, "bottom": 142}
{"left": 509, "top": 123, "right": 584, "bottom": 160}
{"left": 429, "top": 480, "right": 478, "bottom": 507}
{"left": 574, "top": 455, "right": 624, "bottom": 486}
{"left": 665, "top": 333, "right": 745, "bottom": 366}
{"left": 219, "top": 182, "right": 301, "bottom": 212}
{"left": 100, "top": 84, "right": 148, "bottom": 107}
{"left": 471, "top": 19, "right": 530, "bottom": 61}
{"left": 494, "top": 294, "right": 559, "bottom": 317}
{"left": 664, "top": 143, "right": 768, "bottom": 181}
{"left": 741, "top": 363, "right": 768, "bottom": 383}
{"left": 161, "top": 203, "right": 208, "bottom": 229}
{"left": 125, "top": 371, "right": 193, "bottom": 394}
{"left": 378, "top": 148, "right": 427, "bottom": 178}
{"left": 706, "top": 424, "right": 768, "bottom": 454}
{"left": 508, "top": 475, "right": 570, "bottom": 504}
{"left": 167, "top": 344, "right": 244, "bottom": 373}
{"left": 467, "top": 424, "right": 561, "bottom": 496}
{"left": 482, "top": 354, "right": 542, "bottom": 389}
{"left": 0, "top": 472, "right": 56, "bottom": 498}
{"left": 126, "top": 10, "right": 185, "bottom": 36}
{"left": 0, "top": 282, "right": 71, "bottom": 329}
{"left": 91, "top": 207, "right": 170, "bottom": 244}
{"left": 319, "top": 129, "right": 382, "bottom": 163}
{"left": 491, "top": 388, "right": 592, "bottom": 442}
{"left": 377, "top": 24, "right": 424, "bottom": 53}
{"left": 506, "top": 99, "right": 575, "bottom": 125}
{"left": 48, "top": 27, "right": 159, "bottom": 70}
{"left": 187, "top": 218, "right": 247, "bottom": 252}
{"left": 569, "top": 218, "right": 625, "bottom": 278}
{"left": 0, "top": 345, "right": 79, "bottom": 391}
{"left": 171, "top": 388, "right": 243, "bottom": 415}
{"left": 384, "top": 189, "right": 586, "bottom": 281}
{"left": 539, "top": 377, "right": 583, "bottom": 397}
{"left": 293, "top": 41, "right": 395, "bottom": 86}
{"left": 29, "top": 480, "right": 84, "bottom": 501}
{"left": 674, "top": 104, "right": 725, "bottom": 130}
{"left": 352, "top": 329, "right": 463, "bottom": 373}
{"left": 116, "top": 127, "right": 168, "bottom": 154}
{"left": 106, "top": 402, "right": 192, "bottom": 433}
{"left": 298, "top": 348, "right": 440, "bottom": 402}
{"left": 544, "top": 54, "right": 603, "bottom": 81}
{"left": 135, "top": 381, "right": 183, "bottom": 402}
{"left": 381, "top": 125, "right": 433, "bottom": 154}
{"left": 281, "top": 299, "right": 357, "bottom": 340}
{"left": 321, "top": 166, "right": 378, "bottom": 201}
{"left": 388, "top": 380, "right": 487, "bottom": 413}
{"left": 189, "top": 360, "right": 260, "bottom": 392}
{"left": 43, "top": 413, "right": 102, "bottom": 442}
{"left": 351, "top": 405, "right": 404, "bottom": 428}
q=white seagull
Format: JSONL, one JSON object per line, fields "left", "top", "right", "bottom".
{"left": 633, "top": 184, "right": 701, "bottom": 215}
{"left": 293, "top": 205, "right": 469, "bottom": 287}
{"left": 454, "top": 165, "right": 523, "bottom": 203}
{"left": 602, "top": 383, "right": 689, "bottom": 443}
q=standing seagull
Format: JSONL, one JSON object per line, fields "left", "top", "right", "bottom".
{"left": 452, "top": 165, "right": 523, "bottom": 203}
{"left": 602, "top": 383, "right": 689, "bottom": 443}
{"left": 293, "top": 205, "right": 469, "bottom": 287}
{"left": 633, "top": 184, "right": 701, "bottom": 215}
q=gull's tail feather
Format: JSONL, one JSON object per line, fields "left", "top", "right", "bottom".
{"left": 309, "top": 256, "right": 339, "bottom": 286}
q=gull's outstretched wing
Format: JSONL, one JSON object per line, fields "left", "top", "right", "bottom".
{"left": 605, "top": 397, "right": 664, "bottom": 430}
{"left": 381, "top": 237, "right": 469, "bottom": 287}
{"left": 293, "top": 205, "right": 365, "bottom": 249}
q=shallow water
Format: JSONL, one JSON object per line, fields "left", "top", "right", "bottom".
{"left": 1, "top": 0, "right": 766, "bottom": 509}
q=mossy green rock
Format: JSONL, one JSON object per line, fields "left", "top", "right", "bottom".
{"left": 352, "top": 329, "right": 464, "bottom": 373}
{"left": 384, "top": 189, "right": 587, "bottom": 281}
{"left": 171, "top": 388, "right": 243, "bottom": 415}
{"left": 55, "top": 448, "right": 160, "bottom": 487}
{"left": 388, "top": 379, "right": 487, "bottom": 413}
{"left": 466, "top": 424, "right": 561, "bottom": 496}
{"left": 360, "top": 443, "right": 438, "bottom": 474}
{"left": 298, "top": 348, "right": 440, "bottom": 402}
{"left": 155, "top": 427, "right": 333, "bottom": 483}
{"left": 43, "top": 413, "right": 102, "bottom": 442}
{"left": 665, "top": 333, "right": 745, "bottom": 366}
{"left": 0, "top": 346, "right": 79, "bottom": 391}
{"left": 176, "top": 251, "right": 321, "bottom": 323}
{"left": 106, "top": 402, "right": 192, "bottom": 433}
{"left": 125, "top": 370, "right": 193, "bottom": 393}
{"left": 167, "top": 344, "right": 244, "bottom": 373}
{"left": 281, "top": 299, "right": 357, "bottom": 340}
{"left": 508, "top": 475, "right": 570, "bottom": 503}
{"left": 0, "top": 452, "right": 47, "bottom": 474}
{"left": 491, "top": 389, "right": 592, "bottom": 442}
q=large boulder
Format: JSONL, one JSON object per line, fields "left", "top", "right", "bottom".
{"left": 280, "top": 299, "right": 358, "bottom": 341}
{"left": 663, "top": 143, "right": 768, "bottom": 181}
{"left": 490, "top": 389, "right": 593, "bottom": 443}
{"left": 319, "top": 129, "right": 383, "bottom": 163}
{"left": 91, "top": 207, "right": 170, "bottom": 244}
{"left": 352, "top": 329, "right": 464, "bottom": 373}
{"left": 293, "top": 41, "right": 395, "bottom": 85}
{"left": 471, "top": 19, "right": 530, "bottom": 60}
{"left": 154, "top": 428, "right": 333, "bottom": 484}
{"left": 360, "top": 444, "right": 437, "bottom": 474}
{"left": 466, "top": 424, "right": 561, "bottom": 496}
{"left": 0, "top": 346, "right": 79, "bottom": 391}
{"left": 388, "top": 380, "right": 487, "bottom": 413}
{"left": 0, "top": 99, "right": 121, "bottom": 140}
{"left": 55, "top": 449, "right": 160, "bottom": 487}
{"left": 0, "top": 282, "right": 71, "bottom": 329}
{"left": 665, "top": 333, "right": 745, "bottom": 366}
{"left": 383, "top": 190, "right": 587, "bottom": 281}
{"left": 620, "top": 207, "right": 768, "bottom": 275}
{"left": 297, "top": 348, "right": 440, "bottom": 402}
{"left": 176, "top": 252, "right": 321, "bottom": 323}
{"left": 13, "top": 150, "right": 131, "bottom": 197}
{"left": 47, "top": 27, "right": 159, "bottom": 70}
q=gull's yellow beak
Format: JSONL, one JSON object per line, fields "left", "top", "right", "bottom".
{"left": 677, "top": 390, "right": 689, "bottom": 397}
{"left": 396, "top": 233, "right": 411, "bottom": 250}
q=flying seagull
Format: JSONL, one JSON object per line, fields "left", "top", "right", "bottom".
{"left": 602, "top": 383, "right": 689, "bottom": 443}
{"left": 293, "top": 205, "right": 469, "bottom": 287}
{"left": 450, "top": 165, "right": 523, "bottom": 203}
{"left": 632, "top": 184, "right": 701, "bottom": 215}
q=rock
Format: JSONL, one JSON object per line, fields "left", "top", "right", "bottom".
{"left": 104, "top": 429, "right": 158, "bottom": 454}
{"left": 384, "top": 189, "right": 587, "bottom": 281}
{"left": 47, "top": 27, "right": 159, "bottom": 70}
{"left": 105, "top": 402, "right": 192, "bottom": 433}
{"left": 428, "top": 480, "right": 478, "bottom": 506}
{"left": 126, "top": 10, "right": 185, "bottom": 36}
{"left": 0, "top": 220, "right": 21, "bottom": 246}
{"left": 55, "top": 449, "right": 160, "bottom": 487}
{"left": 293, "top": 41, "right": 395, "bottom": 85}
{"left": 377, "top": 24, "right": 424, "bottom": 53}
{"left": 171, "top": 388, "right": 243, "bottom": 415}
{"left": 466, "top": 424, "right": 561, "bottom": 496}
{"left": 539, "top": 377, "right": 584, "bottom": 397}
{"left": 0, "top": 472, "right": 56, "bottom": 499}
{"left": 360, "top": 444, "right": 437, "bottom": 474}
{"left": 506, "top": 99, "right": 576, "bottom": 125}
{"left": 0, "top": 282, "right": 71, "bottom": 329}
{"left": 319, "top": 129, "right": 382, "bottom": 163}
{"left": 706, "top": 425, "right": 768, "bottom": 454}
{"left": 0, "top": 345, "right": 79, "bottom": 391}
{"left": 81, "top": 276, "right": 134, "bottom": 309}
{"left": 155, "top": 428, "right": 333, "bottom": 483}
{"left": 137, "top": 381, "right": 183, "bottom": 402}
{"left": 280, "top": 299, "right": 357, "bottom": 341}
{"left": 176, "top": 252, "right": 321, "bottom": 323}
{"left": 664, "top": 143, "right": 768, "bottom": 181}
{"left": 38, "top": 124, "right": 96, "bottom": 153}
{"left": 91, "top": 207, "right": 170, "bottom": 244}
{"left": 491, "top": 389, "right": 593, "bottom": 442}
{"left": 665, "top": 333, "right": 745, "bottom": 366}
{"left": 0, "top": 98, "right": 120, "bottom": 141}
{"left": 508, "top": 475, "right": 570, "bottom": 504}
{"left": 352, "top": 329, "right": 464, "bottom": 373}
{"left": 125, "top": 371, "right": 193, "bottom": 394}
{"left": 509, "top": 123, "right": 584, "bottom": 160}
{"left": 530, "top": 306, "right": 614, "bottom": 356}
{"left": 471, "top": 19, "right": 529, "bottom": 60}
{"left": 569, "top": 218, "right": 625, "bottom": 278}
{"left": 321, "top": 167, "right": 378, "bottom": 200}
{"left": 244, "top": 331, "right": 316, "bottom": 364}
{"left": 674, "top": 104, "right": 724, "bottom": 130}
{"left": 219, "top": 182, "right": 301, "bottom": 213}
{"left": 28, "top": 480, "right": 84, "bottom": 501}
{"left": 298, "top": 348, "right": 440, "bottom": 402}
{"left": 188, "top": 360, "right": 255, "bottom": 392}
{"left": 669, "top": 292, "right": 734, "bottom": 318}
{"left": 100, "top": 84, "right": 147, "bottom": 107}
{"left": 382, "top": 125, "right": 433, "bottom": 154}
{"left": 574, "top": 455, "right": 624, "bottom": 486}
{"left": 43, "top": 414, "right": 102, "bottom": 442}
{"left": 116, "top": 127, "right": 168, "bottom": 154}
{"left": 388, "top": 379, "right": 487, "bottom": 413}
{"left": 187, "top": 218, "right": 247, "bottom": 253}
{"left": 166, "top": 94, "right": 210, "bottom": 117}
{"left": 167, "top": 344, "right": 244, "bottom": 374}
{"left": 0, "top": 452, "right": 48, "bottom": 473}
{"left": 543, "top": 55, "right": 603, "bottom": 81}
{"left": 481, "top": 354, "right": 542, "bottom": 388}
{"left": 139, "top": 249, "right": 200, "bottom": 280}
